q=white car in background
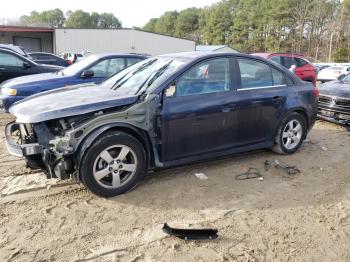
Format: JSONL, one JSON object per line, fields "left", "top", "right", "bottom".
{"left": 317, "top": 65, "right": 350, "bottom": 82}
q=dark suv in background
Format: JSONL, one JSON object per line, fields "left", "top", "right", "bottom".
{"left": 0, "top": 48, "right": 63, "bottom": 84}
{"left": 252, "top": 53, "right": 317, "bottom": 85}
{"left": 5, "top": 52, "right": 318, "bottom": 197}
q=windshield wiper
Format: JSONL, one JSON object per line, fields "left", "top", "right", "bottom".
{"left": 135, "top": 60, "right": 173, "bottom": 95}
{"left": 111, "top": 59, "right": 158, "bottom": 90}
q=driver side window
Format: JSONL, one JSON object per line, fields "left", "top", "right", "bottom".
{"left": 175, "top": 58, "right": 231, "bottom": 97}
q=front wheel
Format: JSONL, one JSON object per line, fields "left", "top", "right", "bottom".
{"left": 80, "top": 132, "right": 146, "bottom": 197}
{"left": 271, "top": 112, "right": 307, "bottom": 155}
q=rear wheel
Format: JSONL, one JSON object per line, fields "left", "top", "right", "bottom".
{"left": 271, "top": 112, "right": 307, "bottom": 154}
{"left": 80, "top": 132, "right": 146, "bottom": 197}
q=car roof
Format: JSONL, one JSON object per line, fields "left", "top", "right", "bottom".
{"left": 157, "top": 51, "right": 276, "bottom": 63}
{"left": 252, "top": 52, "right": 305, "bottom": 58}
{"left": 77, "top": 53, "right": 148, "bottom": 59}
{"left": 0, "top": 47, "right": 26, "bottom": 57}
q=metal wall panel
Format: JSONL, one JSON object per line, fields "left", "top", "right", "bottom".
{"left": 0, "top": 32, "right": 53, "bottom": 53}
{"left": 54, "top": 29, "right": 195, "bottom": 55}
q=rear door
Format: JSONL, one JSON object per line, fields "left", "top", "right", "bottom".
{"left": 234, "top": 57, "right": 288, "bottom": 144}
{"left": 160, "top": 57, "right": 238, "bottom": 161}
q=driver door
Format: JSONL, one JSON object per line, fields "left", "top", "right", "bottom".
{"left": 160, "top": 57, "right": 239, "bottom": 162}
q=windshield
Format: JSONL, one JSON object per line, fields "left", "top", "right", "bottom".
{"left": 100, "top": 57, "right": 185, "bottom": 96}
{"left": 61, "top": 55, "right": 98, "bottom": 76}
{"left": 342, "top": 73, "right": 350, "bottom": 83}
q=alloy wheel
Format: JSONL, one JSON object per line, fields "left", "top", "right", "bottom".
{"left": 93, "top": 145, "right": 138, "bottom": 189}
{"left": 282, "top": 119, "right": 303, "bottom": 150}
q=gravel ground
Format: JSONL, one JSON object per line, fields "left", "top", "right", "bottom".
{"left": 0, "top": 113, "right": 350, "bottom": 262}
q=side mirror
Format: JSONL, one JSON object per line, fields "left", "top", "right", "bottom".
{"left": 23, "top": 62, "right": 31, "bottom": 69}
{"left": 81, "top": 70, "right": 94, "bottom": 78}
{"left": 337, "top": 74, "right": 346, "bottom": 80}
{"left": 164, "top": 84, "right": 176, "bottom": 98}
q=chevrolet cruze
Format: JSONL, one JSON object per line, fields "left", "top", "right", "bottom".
{"left": 5, "top": 52, "right": 318, "bottom": 197}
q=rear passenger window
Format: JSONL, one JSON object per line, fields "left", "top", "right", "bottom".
{"left": 238, "top": 59, "right": 288, "bottom": 88}
{"left": 237, "top": 59, "right": 273, "bottom": 88}
{"left": 271, "top": 67, "right": 285, "bottom": 85}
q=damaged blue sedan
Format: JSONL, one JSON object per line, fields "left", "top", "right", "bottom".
{"left": 5, "top": 52, "right": 318, "bottom": 197}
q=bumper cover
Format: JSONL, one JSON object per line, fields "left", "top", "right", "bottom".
{"left": 5, "top": 121, "right": 43, "bottom": 158}
{"left": 5, "top": 122, "right": 23, "bottom": 157}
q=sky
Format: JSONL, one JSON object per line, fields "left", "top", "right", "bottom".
{"left": 0, "top": 0, "right": 220, "bottom": 28}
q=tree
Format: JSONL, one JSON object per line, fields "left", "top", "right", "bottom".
{"left": 154, "top": 11, "right": 178, "bottom": 35}
{"left": 64, "top": 10, "right": 122, "bottom": 29}
{"left": 19, "top": 9, "right": 65, "bottom": 27}
{"left": 65, "top": 10, "right": 93, "bottom": 28}
{"left": 143, "top": 18, "right": 158, "bottom": 32}
{"left": 98, "top": 13, "right": 122, "bottom": 28}
{"left": 174, "top": 8, "right": 201, "bottom": 41}
{"left": 202, "top": 1, "right": 235, "bottom": 45}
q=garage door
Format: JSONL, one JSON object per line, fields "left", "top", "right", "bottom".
{"left": 13, "top": 37, "right": 42, "bottom": 52}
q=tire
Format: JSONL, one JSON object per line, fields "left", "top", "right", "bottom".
{"left": 271, "top": 112, "right": 307, "bottom": 155}
{"left": 80, "top": 131, "right": 146, "bottom": 197}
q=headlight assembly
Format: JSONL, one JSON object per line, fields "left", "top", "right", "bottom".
{"left": 2, "top": 87, "right": 17, "bottom": 96}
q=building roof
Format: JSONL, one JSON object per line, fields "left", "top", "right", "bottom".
{"left": 196, "top": 45, "right": 230, "bottom": 51}
{"left": 0, "top": 25, "right": 54, "bottom": 33}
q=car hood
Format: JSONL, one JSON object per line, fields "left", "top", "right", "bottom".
{"left": 9, "top": 84, "right": 139, "bottom": 123}
{"left": 1, "top": 72, "right": 69, "bottom": 87}
{"left": 319, "top": 80, "right": 350, "bottom": 98}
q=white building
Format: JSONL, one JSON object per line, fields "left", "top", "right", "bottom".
{"left": 0, "top": 26, "right": 196, "bottom": 56}
{"left": 55, "top": 29, "right": 196, "bottom": 55}
{"left": 196, "top": 45, "right": 239, "bottom": 53}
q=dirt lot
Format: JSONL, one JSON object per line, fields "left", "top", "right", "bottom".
{"left": 0, "top": 113, "right": 350, "bottom": 262}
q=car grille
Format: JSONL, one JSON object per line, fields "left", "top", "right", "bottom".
{"left": 318, "top": 95, "right": 350, "bottom": 121}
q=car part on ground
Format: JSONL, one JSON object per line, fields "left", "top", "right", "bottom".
{"left": 0, "top": 53, "right": 147, "bottom": 112}
{"left": 235, "top": 168, "right": 263, "bottom": 180}
{"left": 5, "top": 52, "right": 318, "bottom": 197}
{"left": 317, "top": 66, "right": 350, "bottom": 83}
{"left": 274, "top": 160, "right": 301, "bottom": 176}
{"left": 317, "top": 74, "right": 350, "bottom": 125}
{"left": 162, "top": 223, "right": 219, "bottom": 240}
{"left": 251, "top": 52, "right": 317, "bottom": 85}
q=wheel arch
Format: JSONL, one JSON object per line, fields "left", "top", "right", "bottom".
{"left": 75, "top": 123, "right": 154, "bottom": 178}
{"left": 274, "top": 107, "right": 309, "bottom": 142}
